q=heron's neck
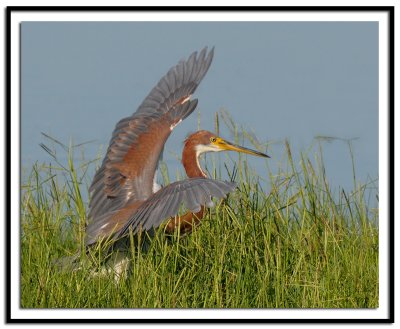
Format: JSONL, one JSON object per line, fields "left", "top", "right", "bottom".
{"left": 182, "top": 143, "right": 207, "bottom": 178}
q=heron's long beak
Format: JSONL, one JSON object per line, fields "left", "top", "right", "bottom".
{"left": 215, "top": 138, "right": 270, "bottom": 158}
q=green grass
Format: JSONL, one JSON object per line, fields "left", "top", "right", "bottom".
{"left": 20, "top": 116, "right": 378, "bottom": 309}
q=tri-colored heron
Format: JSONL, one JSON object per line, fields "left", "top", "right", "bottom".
{"left": 85, "top": 47, "right": 269, "bottom": 249}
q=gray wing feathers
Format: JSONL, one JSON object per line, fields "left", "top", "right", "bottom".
{"left": 85, "top": 211, "right": 117, "bottom": 246}
{"left": 169, "top": 98, "right": 199, "bottom": 122}
{"left": 87, "top": 48, "right": 214, "bottom": 226}
{"left": 86, "top": 100, "right": 199, "bottom": 224}
{"left": 136, "top": 47, "right": 214, "bottom": 115}
{"left": 117, "top": 178, "right": 236, "bottom": 237}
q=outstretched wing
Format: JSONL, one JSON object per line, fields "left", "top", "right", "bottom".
{"left": 87, "top": 47, "right": 214, "bottom": 225}
{"left": 116, "top": 178, "right": 237, "bottom": 237}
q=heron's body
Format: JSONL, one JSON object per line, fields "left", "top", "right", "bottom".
{"left": 85, "top": 47, "right": 269, "bottom": 252}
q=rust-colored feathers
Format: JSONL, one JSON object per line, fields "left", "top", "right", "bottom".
{"left": 86, "top": 48, "right": 230, "bottom": 245}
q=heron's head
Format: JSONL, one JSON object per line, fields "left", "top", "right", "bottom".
{"left": 185, "top": 130, "right": 270, "bottom": 158}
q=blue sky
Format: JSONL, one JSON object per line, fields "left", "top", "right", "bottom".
{"left": 21, "top": 21, "right": 378, "bottom": 193}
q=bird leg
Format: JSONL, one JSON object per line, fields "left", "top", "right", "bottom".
{"left": 165, "top": 206, "right": 205, "bottom": 235}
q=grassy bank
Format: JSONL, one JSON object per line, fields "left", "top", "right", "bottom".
{"left": 20, "top": 120, "right": 378, "bottom": 309}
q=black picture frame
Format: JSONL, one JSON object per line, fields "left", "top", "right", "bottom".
{"left": 6, "top": 5, "right": 394, "bottom": 324}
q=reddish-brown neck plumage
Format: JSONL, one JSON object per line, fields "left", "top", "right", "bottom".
{"left": 182, "top": 131, "right": 214, "bottom": 178}
{"left": 182, "top": 139, "right": 206, "bottom": 178}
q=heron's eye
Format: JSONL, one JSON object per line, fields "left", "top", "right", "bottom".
{"left": 210, "top": 137, "right": 217, "bottom": 143}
